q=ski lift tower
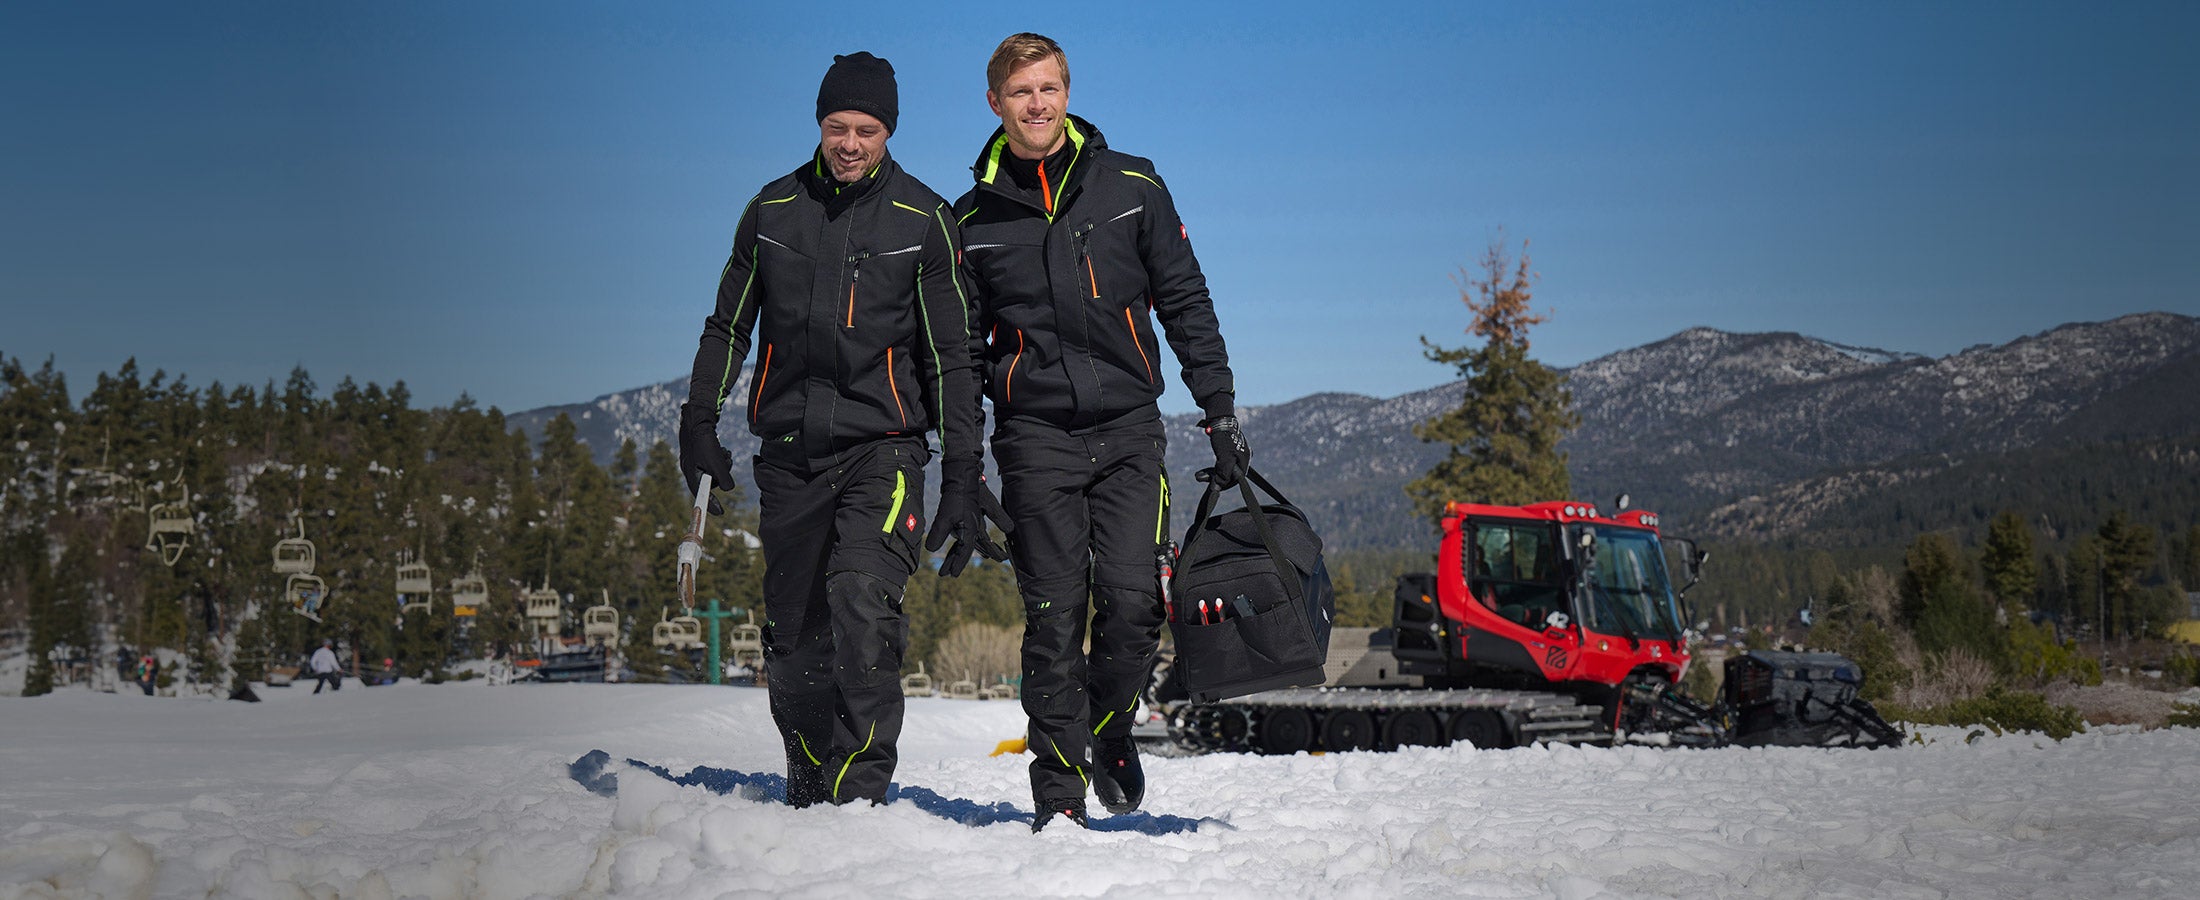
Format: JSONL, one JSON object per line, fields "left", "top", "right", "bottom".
{"left": 686, "top": 598, "right": 741, "bottom": 686}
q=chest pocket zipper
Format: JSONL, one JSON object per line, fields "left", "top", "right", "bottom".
{"left": 847, "top": 244, "right": 923, "bottom": 328}
{"left": 844, "top": 251, "right": 868, "bottom": 328}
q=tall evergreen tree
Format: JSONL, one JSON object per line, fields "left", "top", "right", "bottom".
{"left": 2096, "top": 511, "right": 2156, "bottom": 641}
{"left": 1899, "top": 532, "right": 1996, "bottom": 660}
{"left": 1979, "top": 510, "right": 2039, "bottom": 616}
{"left": 1406, "top": 237, "right": 1578, "bottom": 523}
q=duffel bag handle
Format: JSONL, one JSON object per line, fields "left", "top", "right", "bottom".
{"left": 1180, "top": 465, "right": 1304, "bottom": 605}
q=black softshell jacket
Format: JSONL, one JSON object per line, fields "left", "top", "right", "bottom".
{"left": 689, "top": 153, "right": 982, "bottom": 471}
{"left": 952, "top": 117, "right": 1234, "bottom": 431}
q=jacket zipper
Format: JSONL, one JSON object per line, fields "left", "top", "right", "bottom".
{"left": 1072, "top": 225, "right": 1097, "bottom": 300}
{"left": 1125, "top": 303, "right": 1155, "bottom": 383}
{"left": 750, "top": 343, "right": 773, "bottom": 423}
{"left": 885, "top": 347, "right": 907, "bottom": 428}
{"left": 844, "top": 251, "right": 869, "bottom": 328}
{"left": 1004, "top": 325, "right": 1025, "bottom": 403}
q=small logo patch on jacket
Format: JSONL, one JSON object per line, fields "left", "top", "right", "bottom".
{"left": 905, "top": 514, "right": 918, "bottom": 532}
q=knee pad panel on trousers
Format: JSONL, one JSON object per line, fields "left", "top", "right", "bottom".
{"left": 762, "top": 622, "right": 833, "bottom": 692}
{"left": 1092, "top": 559, "right": 1158, "bottom": 594}
{"left": 825, "top": 570, "right": 907, "bottom": 687}
{"left": 1011, "top": 559, "right": 1089, "bottom": 614}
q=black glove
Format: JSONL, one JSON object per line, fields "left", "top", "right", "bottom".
{"left": 1202, "top": 414, "right": 1249, "bottom": 488}
{"left": 926, "top": 460, "right": 1006, "bottom": 577}
{"left": 678, "top": 402, "right": 734, "bottom": 516}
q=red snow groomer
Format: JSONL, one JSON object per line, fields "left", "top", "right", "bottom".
{"left": 1159, "top": 497, "right": 1903, "bottom": 753}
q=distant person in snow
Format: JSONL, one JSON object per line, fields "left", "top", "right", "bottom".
{"left": 135, "top": 654, "right": 158, "bottom": 696}
{"left": 678, "top": 52, "right": 989, "bottom": 807}
{"left": 951, "top": 33, "right": 1245, "bottom": 831}
{"left": 310, "top": 639, "right": 341, "bottom": 694}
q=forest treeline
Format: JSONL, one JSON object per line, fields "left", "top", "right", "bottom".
{"left": 6, "top": 352, "right": 2197, "bottom": 703}
{"left": 0, "top": 354, "right": 1125, "bottom": 696}
{"left": 1683, "top": 435, "right": 2200, "bottom": 642}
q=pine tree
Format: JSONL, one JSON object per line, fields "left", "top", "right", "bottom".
{"left": 1405, "top": 237, "right": 1578, "bottom": 523}
{"left": 1979, "top": 511, "right": 2039, "bottom": 616}
{"left": 2096, "top": 512, "right": 2156, "bottom": 641}
{"left": 1899, "top": 532, "right": 1996, "bottom": 660}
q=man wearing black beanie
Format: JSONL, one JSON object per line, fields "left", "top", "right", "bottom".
{"left": 681, "top": 52, "right": 996, "bottom": 808}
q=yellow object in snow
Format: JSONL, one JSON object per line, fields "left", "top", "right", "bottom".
{"left": 2167, "top": 620, "right": 2200, "bottom": 645}
{"left": 990, "top": 738, "right": 1028, "bottom": 757}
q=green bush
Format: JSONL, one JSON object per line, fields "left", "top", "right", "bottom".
{"left": 1884, "top": 686, "right": 2087, "bottom": 740}
{"left": 2005, "top": 618, "right": 2102, "bottom": 687}
{"left": 2167, "top": 703, "right": 2200, "bottom": 729}
{"left": 1680, "top": 656, "right": 1720, "bottom": 704}
{"left": 2164, "top": 652, "right": 2200, "bottom": 688}
{"left": 1812, "top": 617, "right": 1910, "bottom": 704}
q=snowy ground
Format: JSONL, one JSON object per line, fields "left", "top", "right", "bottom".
{"left": 5, "top": 681, "right": 2200, "bottom": 899}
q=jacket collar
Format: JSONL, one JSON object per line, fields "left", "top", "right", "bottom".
{"left": 970, "top": 115, "right": 1105, "bottom": 220}
{"left": 804, "top": 148, "right": 894, "bottom": 214}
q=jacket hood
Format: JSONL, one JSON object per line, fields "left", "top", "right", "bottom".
{"left": 968, "top": 114, "right": 1107, "bottom": 185}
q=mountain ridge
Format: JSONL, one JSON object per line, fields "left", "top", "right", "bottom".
{"left": 509, "top": 311, "right": 2200, "bottom": 548}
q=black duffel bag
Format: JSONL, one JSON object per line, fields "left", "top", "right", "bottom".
{"left": 1163, "top": 467, "right": 1334, "bottom": 702}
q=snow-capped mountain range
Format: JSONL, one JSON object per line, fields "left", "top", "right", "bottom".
{"left": 511, "top": 312, "right": 2200, "bottom": 548}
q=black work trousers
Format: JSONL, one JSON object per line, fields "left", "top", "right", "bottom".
{"left": 996, "top": 418, "right": 1169, "bottom": 809}
{"left": 754, "top": 437, "right": 928, "bottom": 806}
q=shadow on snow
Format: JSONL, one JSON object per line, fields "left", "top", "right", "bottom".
{"left": 570, "top": 749, "right": 1210, "bottom": 835}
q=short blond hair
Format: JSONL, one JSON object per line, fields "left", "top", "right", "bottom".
{"left": 986, "top": 33, "right": 1069, "bottom": 95}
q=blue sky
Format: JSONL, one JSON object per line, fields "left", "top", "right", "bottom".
{"left": 4, "top": 1, "right": 2194, "bottom": 415}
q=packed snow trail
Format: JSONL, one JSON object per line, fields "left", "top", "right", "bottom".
{"left": 4, "top": 681, "right": 2198, "bottom": 898}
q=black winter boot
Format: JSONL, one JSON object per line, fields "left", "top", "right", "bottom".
{"left": 1092, "top": 735, "right": 1144, "bottom": 815}
{"left": 1031, "top": 805, "right": 1091, "bottom": 833}
{"left": 786, "top": 764, "right": 830, "bottom": 808}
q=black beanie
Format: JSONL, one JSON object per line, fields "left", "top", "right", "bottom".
{"left": 816, "top": 52, "right": 898, "bottom": 134}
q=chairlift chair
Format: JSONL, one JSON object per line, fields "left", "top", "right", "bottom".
{"left": 945, "top": 675, "right": 980, "bottom": 700}
{"left": 271, "top": 516, "right": 316, "bottom": 575}
{"left": 650, "top": 608, "right": 678, "bottom": 649}
{"left": 728, "top": 621, "right": 764, "bottom": 670}
{"left": 395, "top": 550, "right": 433, "bottom": 598}
{"left": 523, "top": 583, "right": 562, "bottom": 639}
{"left": 582, "top": 590, "right": 619, "bottom": 646}
{"left": 981, "top": 683, "right": 1016, "bottom": 701}
{"left": 144, "top": 481, "right": 195, "bottom": 567}
{"left": 449, "top": 571, "right": 488, "bottom": 617}
{"left": 666, "top": 613, "right": 704, "bottom": 650}
{"left": 287, "top": 573, "right": 330, "bottom": 622}
{"left": 900, "top": 662, "right": 935, "bottom": 698}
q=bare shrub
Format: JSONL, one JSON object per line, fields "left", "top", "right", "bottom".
{"left": 931, "top": 622, "right": 1020, "bottom": 689}
{"left": 1895, "top": 647, "right": 1995, "bottom": 709}
{"left": 1853, "top": 566, "right": 1901, "bottom": 626}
